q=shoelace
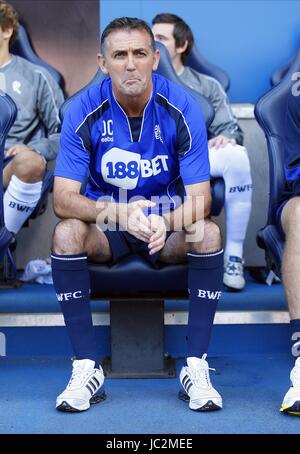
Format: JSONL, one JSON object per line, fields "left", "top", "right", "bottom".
{"left": 225, "top": 260, "right": 244, "bottom": 277}
{"left": 190, "top": 364, "right": 216, "bottom": 389}
{"left": 66, "top": 363, "right": 92, "bottom": 390}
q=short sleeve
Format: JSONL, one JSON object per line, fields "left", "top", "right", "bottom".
{"left": 54, "top": 97, "right": 90, "bottom": 182}
{"left": 178, "top": 96, "right": 210, "bottom": 185}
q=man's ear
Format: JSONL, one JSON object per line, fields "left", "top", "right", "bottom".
{"left": 176, "top": 40, "right": 188, "bottom": 57}
{"left": 97, "top": 53, "right": 109, "bottom": 75}
{"left": 152, "top": 49, "right": 160, "bottom": 72}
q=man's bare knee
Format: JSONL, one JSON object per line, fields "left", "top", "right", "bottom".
{"left": 52, "top": 219, "right": 89, "bottom": 255}
{"left": 282, "top": 197, "right": 300, "bottom": 237}
{"left": 13, "top": 151, "right": 46, "bottom": 183}
{"left": 188, "top": 219, "right": 222, "bottom": 254}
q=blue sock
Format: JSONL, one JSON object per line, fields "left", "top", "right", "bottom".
{"left": 290, "top": 319, "right": 300, "bottom": 358}
{"left": 51, "top": 252, "right": 98, "bottom": 363}
{"left": 187, "top": 250, "right": 224, "bottom": 358}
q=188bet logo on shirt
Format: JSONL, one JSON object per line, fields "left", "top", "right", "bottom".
{"left": 101, "top": 148, "right": 169, "bottom": 190}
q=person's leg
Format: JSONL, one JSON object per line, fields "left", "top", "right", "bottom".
{"left": 52, "top": 219, "right": 112, "bottom": 412}
{"left": 3, "top": 150, "right": 46, "bottom": 234}
{"left": 209, "top": 143, "right": 252, "bottom": 290}
{"left": 280, "top": 197, "right": 300, "bottom": 415}
{"left": 159, "top": 219, "right": 223, "bottom": 411}
{"left": 52, "top": 220, "right": 112, "bottom": 362}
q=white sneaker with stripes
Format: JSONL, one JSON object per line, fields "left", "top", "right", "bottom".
{"left": 179, "top": 355, "right": 222, "bottom": 411}
{"left": 56, "top": 359, "right": 105, "bottom": 412}
{"left": 280, "top": 357, "right": 300, "bottom": 415}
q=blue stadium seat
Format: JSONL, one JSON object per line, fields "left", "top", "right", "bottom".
{"left": 59, "top": 44, "right": 225, "bottom": 377}
{"left": 0, "top": 91, "right": 17, "bottom": 263}
{"left": 271, "top": 54, "right": 296, "bottom": 87}
{"left": 9, "top": 25, "right": 65, "bottom": 221}
{"left": 255, "top": 47, "right": 300, "bottom": 277}
{"left": 10, "top": 25, "right": 64, "bottom": 89}
{"left": 155, "top": 42, "right": 215, "bottom": 125}
{"left": 185, "top": 43, "right": 230, "bottom": 92}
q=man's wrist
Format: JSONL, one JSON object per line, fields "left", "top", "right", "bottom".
{"left": 162, "top": 213, "right": 171, "bottom": 232}
{"left": 116, "top": 202, "right": 127, "bottom": 225}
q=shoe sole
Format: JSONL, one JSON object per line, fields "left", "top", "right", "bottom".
{"left": 56, "top": 387, "right": 107, "bottom": 413}
{"left": 280, "top": 401, "right": 300, "bottom": 416}
{"left": 224, "top": 284, "right": 244, "bottom": 292}
{"left": 178, "top": 390, "right": 222, "bottom": 412}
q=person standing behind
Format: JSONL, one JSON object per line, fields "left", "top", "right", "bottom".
{"left": 152, "top": 13, "right": 252, "bottom": 291}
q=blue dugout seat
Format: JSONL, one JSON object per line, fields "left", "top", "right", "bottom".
{"left": 255, "top": 47, "right": 300, "bottom": 277}
{"left": 271, "top": 54, "right": 296, "bottom": 87}
{"left": 11, "top": 25, "right": 64, "bottom": 89}
{"left": 185, "top": 43, "right": 230, "bottom": 92}
{"left": 9, "top": 25, "right": 64, "bottom": 222}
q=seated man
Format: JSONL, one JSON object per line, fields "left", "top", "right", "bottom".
{"left": 277, "top": 91, "right": 300, "bottom": 416}
{"left": 52, "top": 17, "right": 224, "bottom": 413}
{"left": 152, "top": 13, "right": 253, "bottom": 291}
{"left": 0, "top": 1, "right": 64, "bottom": 235}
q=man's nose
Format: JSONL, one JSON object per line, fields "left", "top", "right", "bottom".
{"left": 126, "top": 54, "right": 136, "bottom": 70}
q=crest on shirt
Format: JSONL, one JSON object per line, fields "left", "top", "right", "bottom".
{"left": 154, "top": 124, "right": 163, "bottom": 143}
{"left": 12, "top": 81, "right": 22, "bottom": 95}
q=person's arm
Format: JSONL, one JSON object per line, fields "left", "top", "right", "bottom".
{"left": 53, "top": 176, "right": 154, "bottom": 242}
{"left": 55, "top": 98, "right": 154, "bottom": 241}
{"left": 164, "top": 180, "right": 211, "bottom": 230}
{"left": 148, "top": 181, "right": 211, "bottom": 255}
{"left": 207, "top": 79, "right": 243, "bottom": 146}
{"left": 27, "top": 69, "right": 65, "bottom": 161}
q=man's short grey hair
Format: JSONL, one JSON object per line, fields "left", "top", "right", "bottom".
{"left": 100, "top": 17, "right": 156, "bottom": 53}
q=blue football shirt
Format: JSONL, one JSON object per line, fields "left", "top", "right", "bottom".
{"left": 55, "top": 73, "right": 210, "bottom": 208}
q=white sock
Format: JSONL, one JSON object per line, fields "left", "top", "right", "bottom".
{"left": 225, "top": 201, "right": 251, "bottom": 258}
{"left": 209, "top": 144, "right": 252, "bottom": 259}
{"left": 4, "top": 175, "right": 43, "bottom": 234}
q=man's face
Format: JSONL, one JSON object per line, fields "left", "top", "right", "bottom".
{"left": 152, "top": 23, "right": 177, "bottom": 61}
{"left": 0, "top": 26, "right": 13, "bottom": 50}
{"left": 98, "top": 28, "right": 160, "bottom": 98}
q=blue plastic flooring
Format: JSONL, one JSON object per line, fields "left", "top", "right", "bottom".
{"left": 0, "top": 354, "right": 298, "bottom": 434}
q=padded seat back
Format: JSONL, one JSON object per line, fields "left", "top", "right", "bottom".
{"left": 255, "top": 47, "right": 300, "bottom": 275}
{"left": 185, "top": 43, "right": 230, "bottom": 92}
{"left": 255, "top": 47, "right": 300, "bottom": 224}
{"left": 10, "top": 25, "right": 64, "bottom": 89}
{"left": 155, "top": 41, "right": 215, "bottom": 127}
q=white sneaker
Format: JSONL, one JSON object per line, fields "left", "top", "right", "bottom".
{"left": 223, "top": 255, "right": 245, "bottom": 290}
{"left": 56, "top": 359, "right": 105, "bottom": 412}
{"left": 280, "top": 357, "right": 300, "bottom": 415}
{"left": 179, "top": 355, "right": 222, "bottom": 411}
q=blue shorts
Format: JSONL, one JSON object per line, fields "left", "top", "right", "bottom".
{"left": 103, "top": 227, "right": 171, "bottom": 268}
{"left": 275, "top": 196, "right": 298, "bottom": 238}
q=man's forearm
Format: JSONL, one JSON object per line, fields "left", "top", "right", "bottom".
{"left": 54, "top": 191, "right": 118, "bottom": 224}
{"left": 163, "top": 196, "right": 211, "bottom": 232}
